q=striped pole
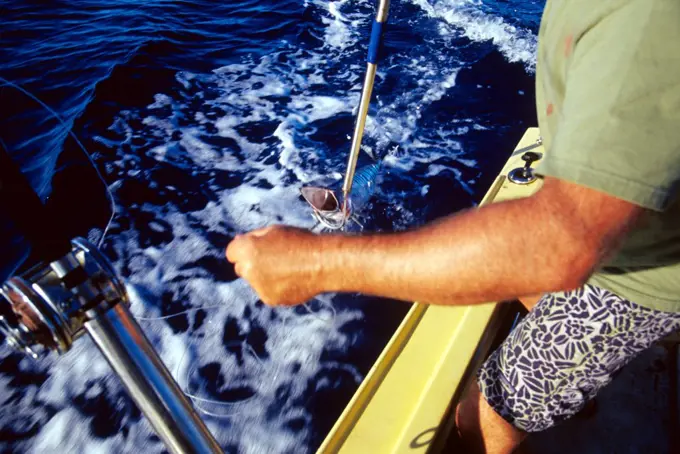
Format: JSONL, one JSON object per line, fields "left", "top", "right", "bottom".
{"left": 341, "top": 0, "right": 390, "bottom": 205}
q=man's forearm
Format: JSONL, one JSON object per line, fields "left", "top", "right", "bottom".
{"left": 318, "top": 194, "right": 598, "bottom": 306}
{"left": 226, "top": 177, "right": 643, "bottom": 307}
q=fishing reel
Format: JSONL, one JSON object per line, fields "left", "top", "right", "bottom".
{"left": 0, "top": 237, "right": 127, "bottom": 358}
{"left": 0, "top": 132, "right": 126, "bottom": 358}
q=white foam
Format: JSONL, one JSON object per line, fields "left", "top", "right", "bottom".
{"left": 290, "top": 96, "right": 350, "bottom": 123}
{"left": 113, "top": 182, "right": 359, "bottom": 449}
{"left": 322, "top": 0, "right": 353, "bottom": 49}
{"left": 410, "top": 0, "right": 537, "bottom": 70}
{"left": 2, "top": 0, "right": 517, "bottom": 450}
{"left": 149, "top": 93, "right": 172, "bottom": 109}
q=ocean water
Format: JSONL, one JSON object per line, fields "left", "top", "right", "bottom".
{"left": 0, "top": 0, "right": 543, "bottom": 452}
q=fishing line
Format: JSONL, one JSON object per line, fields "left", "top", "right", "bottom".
{"left": 139, "top": 296, "right": 339, "bottom": 415}
{"left": 133, "top": 304, "right": 228, "bottom": 321}
{"left": 176, "top": 340, "right": 274, "bottom": 419}
{"left": 134, "top": 298, "right": 337, "bottom": 325}
{"left": 175, "top": 342, "right": 244, "bottom": 419}
{"left": 130, "top": 272, "right": 345, "bottom": 417}
{"left": 187, "top": 400, "right": 247, "bottom": 419}
{"left": 273, "top": 301, "right": 338, "bottom": 326}
{"left": 300, "top": 300, "right": 337, "bottom": 324}
{"left": 0, "top": 77, "right": 117, "bottom": 249}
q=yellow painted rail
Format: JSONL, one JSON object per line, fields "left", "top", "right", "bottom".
{"left": 318, "top": 128, "right": 545, "bottom": 454}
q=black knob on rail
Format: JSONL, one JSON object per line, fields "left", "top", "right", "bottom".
{"left": 508, "top": 151, "right": 543, "bottom": 185}
{"left": 522, "top": 151, "right": 541, "bottom": 166}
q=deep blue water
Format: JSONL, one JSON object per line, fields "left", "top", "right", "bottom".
{"left": 0, "top": 0, "right": 543, "bottom": 452}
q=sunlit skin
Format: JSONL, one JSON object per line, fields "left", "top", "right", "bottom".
{"left": 226, "top": 175, "right": 643, "bottom": 453}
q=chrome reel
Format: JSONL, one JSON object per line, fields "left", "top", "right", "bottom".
{"left": 0, "top": 238, "right": 128, "bottom": 358}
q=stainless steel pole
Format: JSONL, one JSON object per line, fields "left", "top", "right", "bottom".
{"left": 85, "top": 303, "right": 222, "bottom": 454}
{"left": 0, "top": 238, "right": 224, "bottom": 453}
{"left": 341, "top": 0, "right": 391, "bottom": 203}
{"left": 1, "top": 135, "right": 223, "bottom": 453}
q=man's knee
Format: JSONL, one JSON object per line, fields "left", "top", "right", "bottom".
{"left": 455, "top": 381, "right": 525, "bottom": 454}
{"left": 455, "top": 381, "right": 484, "bottom": 453}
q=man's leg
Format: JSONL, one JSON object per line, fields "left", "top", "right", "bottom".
{"left": 455, "top": 381, "right": 525, "bottom": 454}
{"left": 456, "top": 285, "right": 680, "bottom": 454}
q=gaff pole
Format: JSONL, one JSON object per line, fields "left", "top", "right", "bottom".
{"left": 341, "top": 0, "right": 390, "bottom": 209}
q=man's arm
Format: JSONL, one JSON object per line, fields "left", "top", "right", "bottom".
{"left": 226, "top": 177, "right": 644, "bottom": 306}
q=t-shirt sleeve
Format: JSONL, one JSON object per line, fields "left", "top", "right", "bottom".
{"left": 536, "top": 0, "right": 680, "bottom": 211}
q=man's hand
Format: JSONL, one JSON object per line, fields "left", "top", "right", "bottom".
{"left": 225, "top": 225, "right": 324, "bottom": 306}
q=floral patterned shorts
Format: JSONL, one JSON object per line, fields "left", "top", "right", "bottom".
{"left": 478, "top": 285, "right": 680, "bottom": 432}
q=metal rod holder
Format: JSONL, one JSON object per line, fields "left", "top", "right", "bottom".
{"left": 0, "top": 238, "right": 222, "bottom": 454}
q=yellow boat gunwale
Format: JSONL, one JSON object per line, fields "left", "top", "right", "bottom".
{"left": 318, "top": 128, "right": 546, "bottom": 454}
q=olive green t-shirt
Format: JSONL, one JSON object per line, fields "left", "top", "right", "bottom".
{"left": 535, "top": 0, "right": 680, "bottom": 312}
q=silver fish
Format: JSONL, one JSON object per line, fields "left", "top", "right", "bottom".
{"left": 301, "top": 163, "right": 380, "bottom": 230}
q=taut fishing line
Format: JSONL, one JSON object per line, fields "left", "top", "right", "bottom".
{"left": 0, "top": 77, "right": 117, "bottom": 249}
{"left": 134, "top": 301, "right": 338, "bottom": 325}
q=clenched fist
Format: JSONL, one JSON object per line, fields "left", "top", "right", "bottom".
{"left": 225, "top": 225, "right": 327, "bottom": 306}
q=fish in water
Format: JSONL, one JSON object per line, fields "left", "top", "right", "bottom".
{"left": 301, "top": 162, "right": 380, "bottom": 230}
{"left": 347, "top": 162, "right": 379, "bottom": 210}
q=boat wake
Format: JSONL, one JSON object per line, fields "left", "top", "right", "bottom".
{"left": 0, "top": 0, "right": 541, "bottom": 452}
